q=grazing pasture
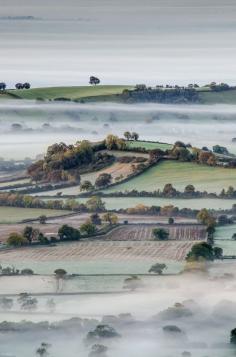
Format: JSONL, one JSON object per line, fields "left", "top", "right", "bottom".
{"left": 127, "top": 141, "right": 173, "bottom": 151}
{"left": 9, "top": 85, "right": 133, "bottom": 101}
{"left": 77, "top": 196, "right": 236, "bottom": 211}
{"left": 0, "top": 206, "right": 71, "bottom": 223}
{"left": 104, "top": 160, "right": 236, "bottom": 194}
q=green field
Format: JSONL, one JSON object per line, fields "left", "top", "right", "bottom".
{"left": 199, "top": 88, "right": 236, "bottom": 104}
{"left": 8, "top": 85, "right": 133, "bottom": 101}
{"left": 215, "top": 224, "right": 236, "bottom": 240}
{"left": 104, "top": 161, "right": 236, "bottom": 194}
{"left": 0, "top": 206, "right": 71, "bottom": 223}
{"left": 76, "top": 196, "right": 236, "bottom": 211}
{"left": 127, "top": 141, "right": 173, "bottom": 151}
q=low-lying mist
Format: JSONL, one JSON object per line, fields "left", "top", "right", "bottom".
{"left": 1, "top": 273, "right": 236, "bottom": 356}
{"left": 1, "top": 100, "right": 236, "bottom": 160}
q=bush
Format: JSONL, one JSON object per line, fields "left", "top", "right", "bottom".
{"left": 153, "top": 228, "right": 169, "bottom": 241}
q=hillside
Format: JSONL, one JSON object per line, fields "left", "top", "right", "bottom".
{"left": 198, "top": 88, "right": 236, "bottom": 104}
{"left": 7, "top": 85, "right": 134, "bottom": 101}
{"left": 3, "top": 85, "right": 236, "bottom": 104}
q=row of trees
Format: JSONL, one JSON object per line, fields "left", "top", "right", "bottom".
{"left": 7, "top": 212, "right": 118, "bottom": 246}
{"left": 0, "top": 83, "right": 31, "bottom": 90}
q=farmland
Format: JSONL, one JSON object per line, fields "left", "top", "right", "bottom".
{"left": 102, "top": 224, "right": 206, "bottom": 241}
{"left": 127, "top": 141, "right": 173, "bottom": 151}
{"left": 0, "top": 206, "right": 71, "bottom": 223}
{"left": 7, "top": 85, "right": 133, "bottom": 101}
{"left": 76, "top": 196, "right": 236, "bottom": 211}
{"left": 104, "top": 160, "right": 236, "bottom": 194}
{"left": 0, "top": 240, "right": 197, "bottom": 264}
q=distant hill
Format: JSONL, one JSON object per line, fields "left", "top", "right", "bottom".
{"left": 4, "top": 85, "right": 236, "bottom": 104}
{"left": 7, "top": 85, "right": 134, "bottom": 101}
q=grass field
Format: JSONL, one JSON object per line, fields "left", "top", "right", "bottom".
{"left": 104, "top": 161, "right": 236, "bottom": 194}
{"left": 215, "top": 224, "right": 236, "bottom": 240}
{"left": 3, "top": 86, "right": 236, "bottom": 104}
{"left": 199, "top": 89, "right": 236, "bottom": 104}
{"left": 77, "top": 197, "right": 236, "bottom": 211}
{"left": 127, "top": 141, "right": 173, "bottom": 151}
{"left": 7, "top": 85, "right": 133, "bottom": 101}
{"left": 0, "top": 206, "right": 71, "bottom": 223}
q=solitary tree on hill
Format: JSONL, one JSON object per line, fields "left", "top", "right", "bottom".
{"left": 89, "top": 76, "right": 100, "bottom": 85}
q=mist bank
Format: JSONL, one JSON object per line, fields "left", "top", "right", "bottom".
{"left": 1, "top": 100, "right": 236, "bottom": 160}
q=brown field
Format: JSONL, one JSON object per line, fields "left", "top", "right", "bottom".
{"left": 81, "top": 161, "right": 138, "bottom": 184}
{"left": 0, "top": 241, "right": 196, "bottom": 262}
{"left": 0, "top": 214, "right": 198, "bottom": 242}
{"left": 103, "top": 224, "right": 207, "bottom": 241}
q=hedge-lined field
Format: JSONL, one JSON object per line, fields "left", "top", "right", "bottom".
{"left": 127, "top": 141, "right": 173, "bottom": 151}
{"left": 8, "top": 85, "right": 133, "bottom": 100}
{"left": 0, "top": 206, "right": 71, "bottom": 223}
{"left": 0, "top": 240, "right": 196, "bottom": 262}
{"left": 104, "top": 160, "right": 236, "bottom": 194}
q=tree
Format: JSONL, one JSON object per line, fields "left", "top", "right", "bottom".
{"left": 20, "top": 296, "right": 38, "bottom": 311}
{"left": 197, "top": 209, "right": 216, "bottom": 226}
{"left": 15, "top": 83, "right": 24, "bottom": 89}
{"left": 36, "top": 343, "right": 51, "bottom": 357}
{"left": 58, "top": 224, "right": 80, "bottom": 240}
{"left": 80, "top": 221, "right": 97, "bottom": 235}
{"left": 89, "top": 344, "right": 108, "bottom": 357}
{"left": 21, "top": 268, "right": 34, "bottom": 275}
{"left": 80, "top": 180, "right": 94, "bottom": 192}
{"left": 95, "top": 173, "right": 112, "bottom": 188}
{"left": 54, "top": 269, "right": 67, "bottom": 279}
{"left": 105, "top": 134, "right": 126, "bottom": 150}
{"left": 102, "top": 212, "right": 118, "bottom": 225}
{"left": 90, "top": 213, "right": 102, "bottom": 225}
{"left": 131, "top": 132, "right": 139, "bottom": 141}
{"left": 213, "top": 246, "right": 223, "bottom": 259}
{"left": 86, "top": 324, "right": 120, "bottom": 342}
{"left": 124, "top": 131, "right": 132, "bottom": 140}
{"left": 23, "top": 226, "right": 34, "bottom": 243}
{"left": 231, "top": 328, "right": 236, "bottom": 344}
{"left": 184, "top": 185, "right": 195, "bottom": 195}
{"left": 153, "top": 228, "right": 169, "bottom": 240}
{"left": 86, "top": 196, "right": 105, "bottom": 212}
{"left": 89, "top": 76, "right": 100, "bottom": 85}
{"left": 186, "top": 242, "right": 217, "bottom": 261}
{"left": 148, "top": 263, "right": 167, "bottom": 274}
{"left": 163, "top": 183, "right": 177, "bottom": 197}
{"left": 23, "top": 82, "right": 31, "bottom": 89}
{"left": 39, "top": 215, "right": 47, "bottom": 224}
{"left": 123, "top": 275, "right": 142, "bottom": 291}
{"left": 168, "top": 217, "right": 174, "bottom": 224}
{"left": 0, "top": 82, "right": 6, "bottom": 91}
{"left": 7, "top": 233, "right": 27, "bottom": 247}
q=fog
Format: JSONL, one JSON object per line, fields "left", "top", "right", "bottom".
{"left": 1, "top": 0, "right": 236, "bottom": 87}
{"left": 1, "top": 100, "right": 236, "bottom": 159}
{"left": 1, "top": 273, "right": 236, "bottom": 356}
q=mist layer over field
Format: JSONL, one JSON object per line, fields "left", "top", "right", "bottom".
{"left": 1, "top": 273, "right": 236, "bottom": 356}
{"left": 1, "top": 0, "right": 236, "bottom": 86}
{"left": 2, "top": 100, "right": 236, "bottom": 159}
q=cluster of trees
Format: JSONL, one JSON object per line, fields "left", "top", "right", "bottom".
{"left": 186, "top": 242, "right": 223, "bottom": 262}
{"left": 121, "top": 86, "right": 199, "bottom": 104}
{"left": 28, "top": 139, "right": 115, "bottom": 183}
{"left": 7, "top": 211, "right": 118, "bottom": 247}
{"left": 123, "top": 131, "right": 139, "bottom": 141}
{"left": 15, "top": 82, "right": 31, "bottom": 89}
{"left": 0, "top": 265, "right": 34, "bottom": 276}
